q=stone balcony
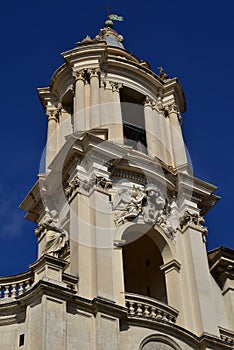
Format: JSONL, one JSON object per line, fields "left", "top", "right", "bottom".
{"left": 0, "top": 270, "right": 34, "bottom": 301}
{"left": 125, "top": 292, "right": 179, "bottom": 324}
{"left": 0, "top": 255, "right": 78, "bottom": 303}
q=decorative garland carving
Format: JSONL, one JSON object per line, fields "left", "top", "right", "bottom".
{"left": 112, "top": 184, "right": 175, "bottom": 239}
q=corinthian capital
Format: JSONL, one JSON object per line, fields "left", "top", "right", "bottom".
{"left": 88, "top": 68, "right": 100, "bottom": 78}
{"left": 144, "top": 95, "right": 153, "bottom": 107}
{"left": 72, "top": 69, "right": 86, "bottom": 82}
{"left": 109, "top": 81, "right": 122, "bottom": 92}
{"left": 166, "top": 102, "right": 182, "bottom": 124}
{"left": 46, "top": 107, "right": 59, "bottom": 121}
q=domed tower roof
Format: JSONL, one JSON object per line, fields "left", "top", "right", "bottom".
{"left": 37, "top": 21, "right": 187, "bottom": 173}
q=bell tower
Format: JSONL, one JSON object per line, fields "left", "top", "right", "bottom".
{"left": 1, "top": 20, "right": 233, "bottom": 350}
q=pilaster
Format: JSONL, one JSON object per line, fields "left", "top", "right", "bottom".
{"left": 177, "top": 210, "right": 219, "bottom": 336}
{"left": 160, "top": 259, "right": 184, "bottom": 325}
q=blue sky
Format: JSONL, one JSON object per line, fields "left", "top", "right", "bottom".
{"left": 0, "top": 0, "right": 233, "bottom": 276}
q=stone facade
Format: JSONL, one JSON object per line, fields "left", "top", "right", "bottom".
{"left": 0, "top": 25, "right": 234, "bottom": 349}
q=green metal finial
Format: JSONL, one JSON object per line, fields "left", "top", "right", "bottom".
{"left": 105, "top": 18, "right": 114, "bottom": 28}
{"left": 104, "top": 6, "right": 124, "bottom": 28}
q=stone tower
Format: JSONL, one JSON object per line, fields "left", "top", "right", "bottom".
{"left": 0, "top": 23, "right": 233, "bottom": 350}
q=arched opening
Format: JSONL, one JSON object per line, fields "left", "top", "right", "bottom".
{"left": 61, "top": 89, "right": 74, "bottom": 115}
{"left": 122, "top": 233, "right": 167, "bottom": 302}
{"left": 120, "top": 86, "right": 147, "bottom": 153}
{"left": 140, "top": 334, "right": 182, "bottom": 350}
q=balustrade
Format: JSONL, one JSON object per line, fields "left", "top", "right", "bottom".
{"left": 0, "top": 271, "right": 34, "bottom": 299}
{"left": 125, "top": 292, "right": 178, "bottom": 323}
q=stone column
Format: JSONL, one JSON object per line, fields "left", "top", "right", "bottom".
{"left": 167, "top": 102, "right": 187, "bottom": 168}
{"left": 73, "top": 69, "right": 86, "bottom": 132}
{"left": 89, "top": 68, "right": 101, "bottom": 128}
{"left": 46, "top": 107, "right": 58, "bottom": 169}
{"left": 144, "top": 96, "right": 156, "bottom": 157}
{"left": 110, "top": 81, "right": 123, "bottom": 144}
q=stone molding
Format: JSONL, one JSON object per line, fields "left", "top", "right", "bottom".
{"left": 160, "top": 259, "right": 181, "bottom": 274}
{"left": 140, "top": 334, "right": 182, "bottom": 350}
{"left": 208, "top": 247, "right": 234, "bottom": 289}
{"left": 219, "top": 327, "right": 234, "bottom": 345}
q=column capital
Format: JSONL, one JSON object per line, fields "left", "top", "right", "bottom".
{"left": 72, "top": 69, "right": 86, "bottom": 82}
{"left": 88, "top": 68, "right": 100, "bottom": 79}
{"left": 109, "top": 81, "right": 122, "bottom": 92}
{"left": 144, "top": 95, "right": 153, "bottom": 107}
{"left": 46, "top": 107, "right": 59, "bottom": 121}
{"left": 166, "top": 102, "right": 182, "bottom": 124}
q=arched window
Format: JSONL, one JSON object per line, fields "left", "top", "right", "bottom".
{"left": 120, "top": 86, "right": 147, "bottom": 153}
{"left": 140, "top": 334, "right": 182, "bottom": 350}
{"left": 122, "top": 233, "right": 167, "bottom": 302}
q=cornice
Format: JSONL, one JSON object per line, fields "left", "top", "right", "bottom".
{"left": 208, "top": 246, "right": 234, "bottom": 289}
{"left": 126, "top": 317, "right": 234, "bottom": 349}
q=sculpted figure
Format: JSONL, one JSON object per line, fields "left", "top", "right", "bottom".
{"left": 40, "top": 210, "right": 69, "bottom": 257}
{"left": 113, "top": 186, "right": 146, "bottom": 226}
{"left": 158, "top": 66, "right": 169, "bottom": 80}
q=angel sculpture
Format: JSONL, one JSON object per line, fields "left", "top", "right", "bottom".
{"left": 113, "top": 186, "right": 146, "bottom": 226}
{"left": 40, "top": 210, "right": 69, "bottom": 258}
